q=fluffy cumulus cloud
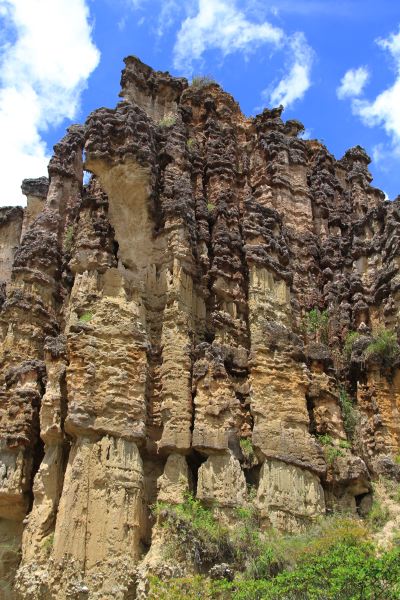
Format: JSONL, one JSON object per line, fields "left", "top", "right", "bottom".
{"left": 173, "top": 0, "right": 313, "bottom": 109}
{"left": 173, "top": 0, "right": 284, "bottom": 72}
{"left": 337, "top": 66, "right": 370, "bottom": 99}
{"left": 342, "top": 27, "right": 400, "bottom": 162}
{"left": 0, "top": 0, "right": 100, "bottom": 206}
{"left": 267, "top": 32, "right": 314, "bottom": 108}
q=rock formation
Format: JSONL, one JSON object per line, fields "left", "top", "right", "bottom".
{"left": 0, "top": 56, "right": 399, "bottom": 599}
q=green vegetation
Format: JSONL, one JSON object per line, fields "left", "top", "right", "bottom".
{"left": 79, "top": 311, "right": 93, "bottom": 323}
{"left": 317, "top": 434, "right": 344, "bottom": 465}
{"left": 190, "top": 75, "right": 217, "bottom": 89}
{"left": 63, "top": 224, "right": 75, "bottom": 253}
{"left": 187, "top": 137, "right": 196, "bottom": 150}
{"left": 343, "top": 328, "right": 399, "bottom": 370}
{"left": 207, "top": 202, "right": 215, "bottom": 213}
{"left": 365, "top": 328, "right": 400, "bottom": 368}
{"left": 324, "top": 445, "right": 344, "bottom": 465}
{"left": 339, "top": 439, "right": 352, "bottom": 449}
{"left": 158, "top": 113, "right": 177, "bottom": 127}
{"left": 305, "top": 308, "right": 329, "bottom": 343}
{"left": 153, "top": 493, "right": 234, "bottom": 567}
{"left": 240, "top": 437, "right": 256, "bottom": 464}
{"left": 318, "top": 433, "right": 333, "bottom": 446}
{"left": 338, "top": 388, "right": 358, "bottom": 439}
{"left": 42, "top": 532, "right": 54, "bottom": 556}
{"left": 374, "top": 476, "right": 400, "bottom": 506}
{"left": 367, "top": 500, "right": 390, "bottom": 531}
{"left": 148, "top": 514, "right": 400, "bottom": 599}
{"left": 344, "top": 330, "right": 360, "bottom": 358}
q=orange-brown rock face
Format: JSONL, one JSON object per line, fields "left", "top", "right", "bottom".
{"left": 0, "top": 56, "right": 399, "bottom": 598}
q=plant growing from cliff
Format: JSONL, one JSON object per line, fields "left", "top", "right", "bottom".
{"left": 325, "top": 446, "right": 344, "bottom": 465}
{"left": 79, "top": 311, "right": 93, "bottom": 323}
{"left": 339, "top": 439, "right": 352, "bottom": 449}
{"left": 63, "top": 224, "right": 75, "bottom": 253}
{"left": 338, "top": 387, "right": 358, "bottom": 440}
{"left": 317, "top": 433, "right": 344, "bottom": 465}
{"left": 317, "top": 433, "right": 333, "bottom": 446}
{"left": 240, "top": 437, "right": 256, "bottom": 464}
{"left": 365, "top": 328, "right": 400, "bottom": 369}
{"left": 187, "top": 137, "right": 196, "bottom": 150}
{"left": 190, "top": 75, "right": 216, "bottom": 89}
{"left": 305, "top": 308, "right": 329, "bottom": 343}
{"left": 158, "top": 113, "right": 176, "bottom": 127}
{"left": 154, "top": 493, "right": 235, "bottom": 567}
{"left": 207, "top": 202, "right": 215, "bottom": 213}
{"left": 343, "top": 330, "right": 360, "bottom": 358}
{"left": 43, "top": 532, "right": 54, "bottom": 556}
{"left": 367, "top": 500, "right": 390, "bottom": 531}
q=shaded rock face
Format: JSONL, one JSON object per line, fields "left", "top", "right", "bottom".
{"left": 0, "top": 56, "right": 399, "bottom": 597}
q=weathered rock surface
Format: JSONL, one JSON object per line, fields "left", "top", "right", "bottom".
{"left": 0, "top": 56, "right": 399, "bottom": 597}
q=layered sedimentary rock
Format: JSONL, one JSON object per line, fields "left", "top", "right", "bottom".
{"left": 0, "top": 56, "right": 399, "bottom": 598}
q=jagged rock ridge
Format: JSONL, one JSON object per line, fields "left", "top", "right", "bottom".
{"left": 0, "top": 56, "right": 399, "bottom": 599}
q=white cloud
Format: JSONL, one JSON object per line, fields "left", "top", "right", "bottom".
{"left": 0, "top": 0, "right": 100, "bottom": 206}
{"left": 172, "top": 0, "right": 313, "bottom": 109}
{"left": 173, "top": 0, "right": 284, "bottom": 73}
{"left": 267, "top": 32, "right": 314, "bottom": 108}
{"left": 344, "top": 27, "right": 400, "bottom": 162}
{"left": 337, "top": 66, "right": 369, "bottom": 99}
{"left": 156, "top": 0, "right": 182, "bottom": 37}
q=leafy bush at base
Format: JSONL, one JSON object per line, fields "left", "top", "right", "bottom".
{"left": 148, "top": 513, "right": 400, "bottom": 600}
{"left": 149, "top": 542, "right": 400, "bottom": 600}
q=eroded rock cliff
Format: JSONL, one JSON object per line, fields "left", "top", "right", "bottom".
{"left": 0, "top": 57, "right": 400, "bottom": 599}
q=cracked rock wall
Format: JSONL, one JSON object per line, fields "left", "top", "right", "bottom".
{"left": 0, "top": 57, "right": 399, "bottom": 599}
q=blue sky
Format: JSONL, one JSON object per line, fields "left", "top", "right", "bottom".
{"left": 1, "top": 0, "right": 400, "bottom": 205}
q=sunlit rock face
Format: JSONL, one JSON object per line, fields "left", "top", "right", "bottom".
{"left": 0, "top": 56, "right": 399, "bottom": 598}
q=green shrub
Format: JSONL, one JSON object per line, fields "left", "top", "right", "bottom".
{"left": 147, "top": 517, "right": 400, "bottom": 600}
{"left": 158, "top": 113, "right": 176, "bottom": 127}
{"left": 378, "top": 476, "right": 400, "bottom": 503}
{"left": 339, "top": 439, "right": 352, "bottom": 449}
{"left": 42, "top": 532, "right": 54, "bottom": 556}
{"left": 344, "top": 330, "right": 360, "bottom": 358}
{"left": 365, "top": 328, "right": 400, "bottom": 368}
{"left": 153, "top": 494, "right": 235, "bottom": 567}
{"left": 190, "top": 75, "right": 216, "bottom": 89}
{"left": 63, "top": 224, "right": 75, "bottom": 253}
{"left": 305, "top": 308, "right": 329, "bottom": 343}
{"left": 148, "top": 574, "right": 224, "bottom": 600}
{"left": 79, "top": 311, "right": 93, "bottom": 323}
{"left": 367, "top": 500, "right": 390, "bottom": 531}
{"left": 338, "top": 388, "right": 358, "bottom": 439}
{"left": 207, "top": 202, "right": 215, "bottom": 213}
{"left": 187, "top": 137, "right": 196, "bottom": 150}
{"left": 318, "top": 433, "right": 333, "bottom": 446}
{"left": 240, "top": 437, "right": 256, "bottom": 463}
{"left": 148, "top": 543, "right": 400, "bottom": 600}
{"left": 324, "top": 446, "right": 344, "bottom": 465}
{"left": 317, "top": 434, "right": 344, "bottom": 465}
